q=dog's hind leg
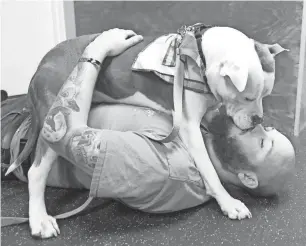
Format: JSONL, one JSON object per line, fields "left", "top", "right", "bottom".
{"left": 28, "top": 135, "right": 60, "bottom": 239}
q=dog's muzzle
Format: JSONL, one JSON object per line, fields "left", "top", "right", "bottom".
{"left": 251, "top": 115, "right": 263, "bottom": 126}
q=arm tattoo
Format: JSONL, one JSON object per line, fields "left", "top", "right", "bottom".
{"left": 66, "top": 127, "right": 105, "bottom": 169}
{"left": 42, "top": 63, "right": 87, "bottom": 143}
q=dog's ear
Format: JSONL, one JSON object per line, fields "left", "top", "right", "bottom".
{"left": 267, "top": 43, "right": 289, "bottom": 57}
{"left": 254, "top": 40, "right": 289, "bottom": 58}
{"left": 219, "top": 59, "right": 248, "bottom": 92}
{"left": 254, "top": 40, "right": 289, "bottom": 73}
{"left": 179, "top": 32, "right": 201, "bottom": 67}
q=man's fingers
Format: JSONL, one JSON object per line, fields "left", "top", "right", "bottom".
{"left": 125, "top": 35, "right": 144, "bottom": 47}
{"left": 124, "top": 30, "right": 137, "bottom": 38}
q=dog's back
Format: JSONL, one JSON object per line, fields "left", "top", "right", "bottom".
{"left": 8, "top": 34, "right": 175, "bottom": 169}
{"left": 30, "top": 34, "right": 174, "bottom": 127}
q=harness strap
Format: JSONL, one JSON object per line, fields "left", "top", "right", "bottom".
{"left": 194, "top": 23, "right": 212, "bottom": 70}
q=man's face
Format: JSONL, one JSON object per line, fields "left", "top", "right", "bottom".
{"left": 204, "top": 104, "right": 294, "bottom": 168}
{"left": 229, "top": 124, "right": 293, "bottom": 168}
{"left": 229, "top": 124, "right": 274, "bottom": 164}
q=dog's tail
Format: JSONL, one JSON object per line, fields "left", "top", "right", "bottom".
{"left": 1, "top": 95, "right": 39, "bottom": 180}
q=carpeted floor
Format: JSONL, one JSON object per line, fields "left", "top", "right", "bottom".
{"left": 1, "top": 129, "right": 306, "bottom": 246}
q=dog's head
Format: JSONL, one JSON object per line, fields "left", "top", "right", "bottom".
{"left": 200, "top": 27, "right": 288, "bottom": 130}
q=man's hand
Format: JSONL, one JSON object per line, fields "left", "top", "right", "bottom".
{"left": 85, "top": 28, "right": 144, "bottom": 61}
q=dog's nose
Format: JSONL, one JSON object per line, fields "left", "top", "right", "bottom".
{"left": 252, "top": 115, "right": 263, "bottom": 125}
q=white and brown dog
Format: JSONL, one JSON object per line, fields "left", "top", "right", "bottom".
{"left": 6, "top": 24, "right": 287, "bottom": 238}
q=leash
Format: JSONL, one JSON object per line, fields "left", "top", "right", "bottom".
{"left": 1, "top": 196, "right": 95, "bottom": 227}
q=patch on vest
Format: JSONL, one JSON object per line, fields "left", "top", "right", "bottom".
{"left": 131, "top": 34, "right": 211, "bottom": 94}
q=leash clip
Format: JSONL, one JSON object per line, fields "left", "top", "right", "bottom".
{"left": 177, "top": 25, "right": 196, "bottom": 37}
{"left": 177, "top": 25, "right": 187, "bottom": 36}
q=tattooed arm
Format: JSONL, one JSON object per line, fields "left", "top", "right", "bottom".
{"left": 41, "top": 28, "right": 143, "bottom": 164}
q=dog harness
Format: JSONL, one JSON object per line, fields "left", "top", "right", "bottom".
{"left": 132, "top": 23, "right": 212, "bottom": 143}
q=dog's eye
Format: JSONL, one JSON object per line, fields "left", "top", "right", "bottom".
{"left": 245, "top": 97, "right": 255, "bottom": 102}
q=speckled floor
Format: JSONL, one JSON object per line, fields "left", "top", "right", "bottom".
{"left": 1, "top": 129, "right": 306, "bottom": 246}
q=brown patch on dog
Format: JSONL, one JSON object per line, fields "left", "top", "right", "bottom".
{"left": 254, "top": 41, "right": 275, "bottom": 73}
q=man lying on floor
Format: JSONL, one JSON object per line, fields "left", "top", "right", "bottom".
{"left": 1, "top": 95, "right": 296, "bottom": 211}
{"left": 64, "top": 101, "right": 296, "bottom": 203}
{"left": 1, "top": 28, "right": 295, "bottom": 238}
{"left": 1, "top": 92, "right": 296, "bottom": 237}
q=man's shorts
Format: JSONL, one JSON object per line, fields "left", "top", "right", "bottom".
{"left": 89, "top": 129, "right": 211, "bottom": 213}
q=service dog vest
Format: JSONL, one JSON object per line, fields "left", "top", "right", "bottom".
{"left": 132, "top": 23, "right": 212, "bottom": 94}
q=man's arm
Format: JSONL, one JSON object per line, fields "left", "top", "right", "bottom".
{"left": 41, "top": 28, "right": 143, "bottom": 163}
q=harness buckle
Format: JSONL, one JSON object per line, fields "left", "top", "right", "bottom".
{"left": 177, "top": 25, "right": 187, "bottom": 37}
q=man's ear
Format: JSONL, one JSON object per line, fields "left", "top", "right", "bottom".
{"left": 219, "top": 59, "right": 248, "bottom": 92}
{"left": 238, "top": 171, "right": 258, "bottom": 189}
{"left": 267, "top": 43, "right": 289, "bottom": 57}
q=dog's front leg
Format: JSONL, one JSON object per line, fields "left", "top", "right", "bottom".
{"left": 28, "top": 136, "right": 60, "bottom": 238}
{"left": 180, "top": 90, "right": 251, "bottom": 220}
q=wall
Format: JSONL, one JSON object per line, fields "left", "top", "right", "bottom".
{"left": 1, "top": 1, "right": 69, "bottom": 96}
{"left": 74, "top": 1, "right": 303, "bottom": 135}
{"left": 299, "top": 42, "right": 306, "bottom": 132}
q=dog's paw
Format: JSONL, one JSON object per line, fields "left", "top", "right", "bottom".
{"left": 30, "top": 214, "right": 60, "bottom": 239}
{"left": 218, "top": 196, "right": 252, "bottom": 220}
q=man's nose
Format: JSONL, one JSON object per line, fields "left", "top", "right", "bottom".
{"left": 251, "top": 115, "right": 263, "bottom": 126}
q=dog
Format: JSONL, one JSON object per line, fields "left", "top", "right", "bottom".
{"left": 5, "top": 24, "right": 287, "bottom": 238}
